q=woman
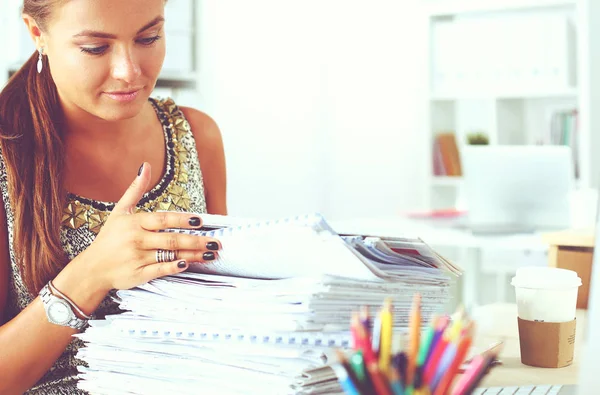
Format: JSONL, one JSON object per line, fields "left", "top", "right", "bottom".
{"left": 0, "top": 0, "right": 227, "bottom": 393}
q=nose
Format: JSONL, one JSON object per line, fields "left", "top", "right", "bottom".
{"left": 110, "top": 45, "right": 142, "bottom": 83}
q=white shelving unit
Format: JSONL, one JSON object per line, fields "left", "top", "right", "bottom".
{"left": 423, "top": 0, "right": 600, "bottom": 210}
{"left": 0, "top": 1, "right": 199, "bottom": 98}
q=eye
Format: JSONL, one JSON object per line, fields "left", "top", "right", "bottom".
{"left": 80, "top": 45, "right": 109, "bottom": 56}
{"left": 137, "top": 36, "right": 162, "bottom": 46}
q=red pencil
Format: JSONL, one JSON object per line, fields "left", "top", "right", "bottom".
{"left": 355, "top": 316, "right": 378, "bottom": 365}
{"left": 422, "top": 334, "right": 449, "bottom": 385}
{"left": 367, "top": 362, "right": 393, "bottom": 395}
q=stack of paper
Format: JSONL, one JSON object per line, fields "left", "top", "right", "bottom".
{"left": 75, "top": 213, "right": 461, "bottom": 394}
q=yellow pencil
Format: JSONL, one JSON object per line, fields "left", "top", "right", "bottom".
{"left": 378, "top": 298, "right": 394, "bottom": 375}
{"left": 414, "top": 386, "right": 431, "bottom": 395}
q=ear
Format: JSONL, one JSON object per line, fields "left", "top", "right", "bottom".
{"left": 22, "top": 14, "right": 46, "bottom": 51}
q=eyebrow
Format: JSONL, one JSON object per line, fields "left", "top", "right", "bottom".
{"left": 73, "top": 16, "right": 165, "bottom": 39}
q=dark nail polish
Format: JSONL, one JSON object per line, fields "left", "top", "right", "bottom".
{"left": 137, "top": 163, "right": 144, "bottom": 176}
{"left": 206, "top": 241, "right": 219, "bottom": 251}
{"left": 189, "top": 217, "right": 202, "bottom": 227}
{"left": 177, "top": 260, "right": 187, "bottom": 269}
{"left": 203, "top": 252, "right": 216, "bottom": 261}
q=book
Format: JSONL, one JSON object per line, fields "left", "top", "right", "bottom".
{"left": 433, "top": 133, "right": 462, "bottom": 177}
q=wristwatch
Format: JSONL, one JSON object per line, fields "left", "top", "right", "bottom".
{"left": 39, "top": 283, "right": 88, "bottom": 330}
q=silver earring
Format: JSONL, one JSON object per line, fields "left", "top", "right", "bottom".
{"left": 37, "top": 48, "right": 43, "bottom": 74}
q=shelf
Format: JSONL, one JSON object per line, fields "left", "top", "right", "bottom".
{"left": 431, "top": 176, "right": 464, "bottom": 186}
{"left": 425, "top": 0, "right": 576, "bottom": 17}
{"left": 430, "top": 87, "right": 578, "bottom": 101}
{"left": 7, "top": 62, "right": 25, "bottom": 76}
{"left": 433, "top": 175, "right": 581, "bottom": 188}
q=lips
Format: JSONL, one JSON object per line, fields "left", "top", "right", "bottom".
{"left": 103, "top": 88, "right": 143, "bottom": 102}
{"left": 108, "top": 90, "right": 139, "bottom": 94}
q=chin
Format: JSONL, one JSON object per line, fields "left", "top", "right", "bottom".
{"left": 97, "top": 93, "right": 148, "bottom": 121}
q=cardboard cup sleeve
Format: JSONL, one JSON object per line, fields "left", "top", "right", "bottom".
{"left": 517, "top": 317, "right": 576, "bottom": 368}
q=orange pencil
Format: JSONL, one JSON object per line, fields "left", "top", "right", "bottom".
{"left": 433, "top": 323, "right": 474, "bottom": 395}
{"left": 406, "top": 293, "right": 422, "bottom": 387}
{"left": 351, "top": 312, "right": 361, "bottom": 349}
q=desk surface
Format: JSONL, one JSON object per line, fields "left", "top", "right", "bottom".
{"left": 542, "top": 229, "right": 595, "bottom": 248}
{"left": 472, "top": 303, "right": 584, "bottom": 387}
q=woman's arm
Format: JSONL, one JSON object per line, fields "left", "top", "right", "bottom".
{"left": 0, "top": 197, "right": 107, "bottom": 394}
{"left": 0, "top": 163, "right": 222, "bottom": 394}
{"left": 181, "top": 107, "right": 228, "bottom": 215}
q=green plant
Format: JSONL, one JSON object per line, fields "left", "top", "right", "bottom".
{"left": 466, "top": 132, "right": 489, "bottom": 145}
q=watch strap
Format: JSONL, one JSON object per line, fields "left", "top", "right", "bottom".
{"left": 48, "top": 280, "right": 92, "bottom": 320}
{"left": 39, "top": 283, "right": 89, "bottom": 331}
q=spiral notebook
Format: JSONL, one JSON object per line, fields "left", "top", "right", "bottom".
{"left": 83, "top": 316, "right": 352, "bottom": 349}
{"left": 161, "top": 213, "right": 460, "bottom": 280}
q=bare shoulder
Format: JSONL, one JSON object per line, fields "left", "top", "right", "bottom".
{"left": 179, "top": 106, "right": 228, "bottom": 215}
{"left": 179, "top": 107, "right": 223, "bottom": 152}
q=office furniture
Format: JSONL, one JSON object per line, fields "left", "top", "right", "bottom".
{"left": 422, "top": 0, "right": 600, "bottom": 212}
{"left": 543, "top": 229, "right": 595, "bottom": 309}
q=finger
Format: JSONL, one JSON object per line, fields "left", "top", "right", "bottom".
{"left": 112, "top": 162, "right": 152, "bottom": 215}
{"left": 142, "top": 233, "right": 222, "bottom": 252}
{"left": 138, "top": 211, "right": 204, "bottom": 231}
{"left": 140, "top": 259, "right": 189, "bottom": 283}
{"left": 147, "top": 249, "right": 218, "bottom": 264}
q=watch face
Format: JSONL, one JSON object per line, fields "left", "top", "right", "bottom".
{"left": 48, "top": 300, "right": 71, "bottom": 325}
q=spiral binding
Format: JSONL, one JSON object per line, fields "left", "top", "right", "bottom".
{"left": 160, "top": 213, "right": 333, "bottom": 238}
{"left": 117, "top": 325, "right": 352, "bottom": 348}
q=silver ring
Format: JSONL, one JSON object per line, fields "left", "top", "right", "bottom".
{"left": 156, "top": 249, "right": 176, "bottom": 263}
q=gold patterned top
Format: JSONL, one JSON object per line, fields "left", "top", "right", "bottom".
{"left": 1, "top": 97, "right": 207, "bottom": 394}
{"left": 63, "top": 97, "right": 200, "bottom": 233}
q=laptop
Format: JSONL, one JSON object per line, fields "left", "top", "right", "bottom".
{"left": 459, "top": 145, "right": 573, "bottom": 235}
{"left": 479, "top": 186, "right": 600, "bottom": 394}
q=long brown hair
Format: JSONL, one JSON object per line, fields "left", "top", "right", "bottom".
{"left": 0, "top": 1, "right": 67, "bottom": 294}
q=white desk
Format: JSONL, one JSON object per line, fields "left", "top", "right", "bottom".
{"left": 472, "top": 303, "right": 584, "bottom": 388}
{"left": 331, "top": 217, "right": 550, "bottom": 308}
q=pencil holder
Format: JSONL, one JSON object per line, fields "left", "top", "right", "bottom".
{"left": 332, "top": 295, "right": 502, "bottom": 395}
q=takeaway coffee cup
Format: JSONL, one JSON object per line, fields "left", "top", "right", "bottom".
{"left": 511, "top": 267, "right": 581, "bottom": 368}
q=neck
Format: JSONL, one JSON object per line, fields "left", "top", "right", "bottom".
{"left": 61, "top": 99, "right": 154, "bottom": 146}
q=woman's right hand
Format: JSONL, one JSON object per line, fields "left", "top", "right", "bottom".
{"left": 83, "top": 162, "right": 221, "bottom": 292}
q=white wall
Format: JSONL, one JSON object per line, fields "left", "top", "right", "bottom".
{"left": 0, "top": 0, "right": 429, "bottom": 220}
{"left": 196, "top": 0, "right": 428, "bottom": 220}
{"left": 320, "top": 1, "right": 429, "bottom": 219}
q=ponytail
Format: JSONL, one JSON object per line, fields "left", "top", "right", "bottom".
{"left": 0, "top": 49, "right": 68, "bottom": 294}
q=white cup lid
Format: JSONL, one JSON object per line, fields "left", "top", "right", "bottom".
{"left": 511, "top": 266, "right": 582, "bottom": 289}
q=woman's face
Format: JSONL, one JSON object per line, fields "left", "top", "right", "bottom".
{"left": 39, "top": 0, "right": 166, "bottom": 121}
